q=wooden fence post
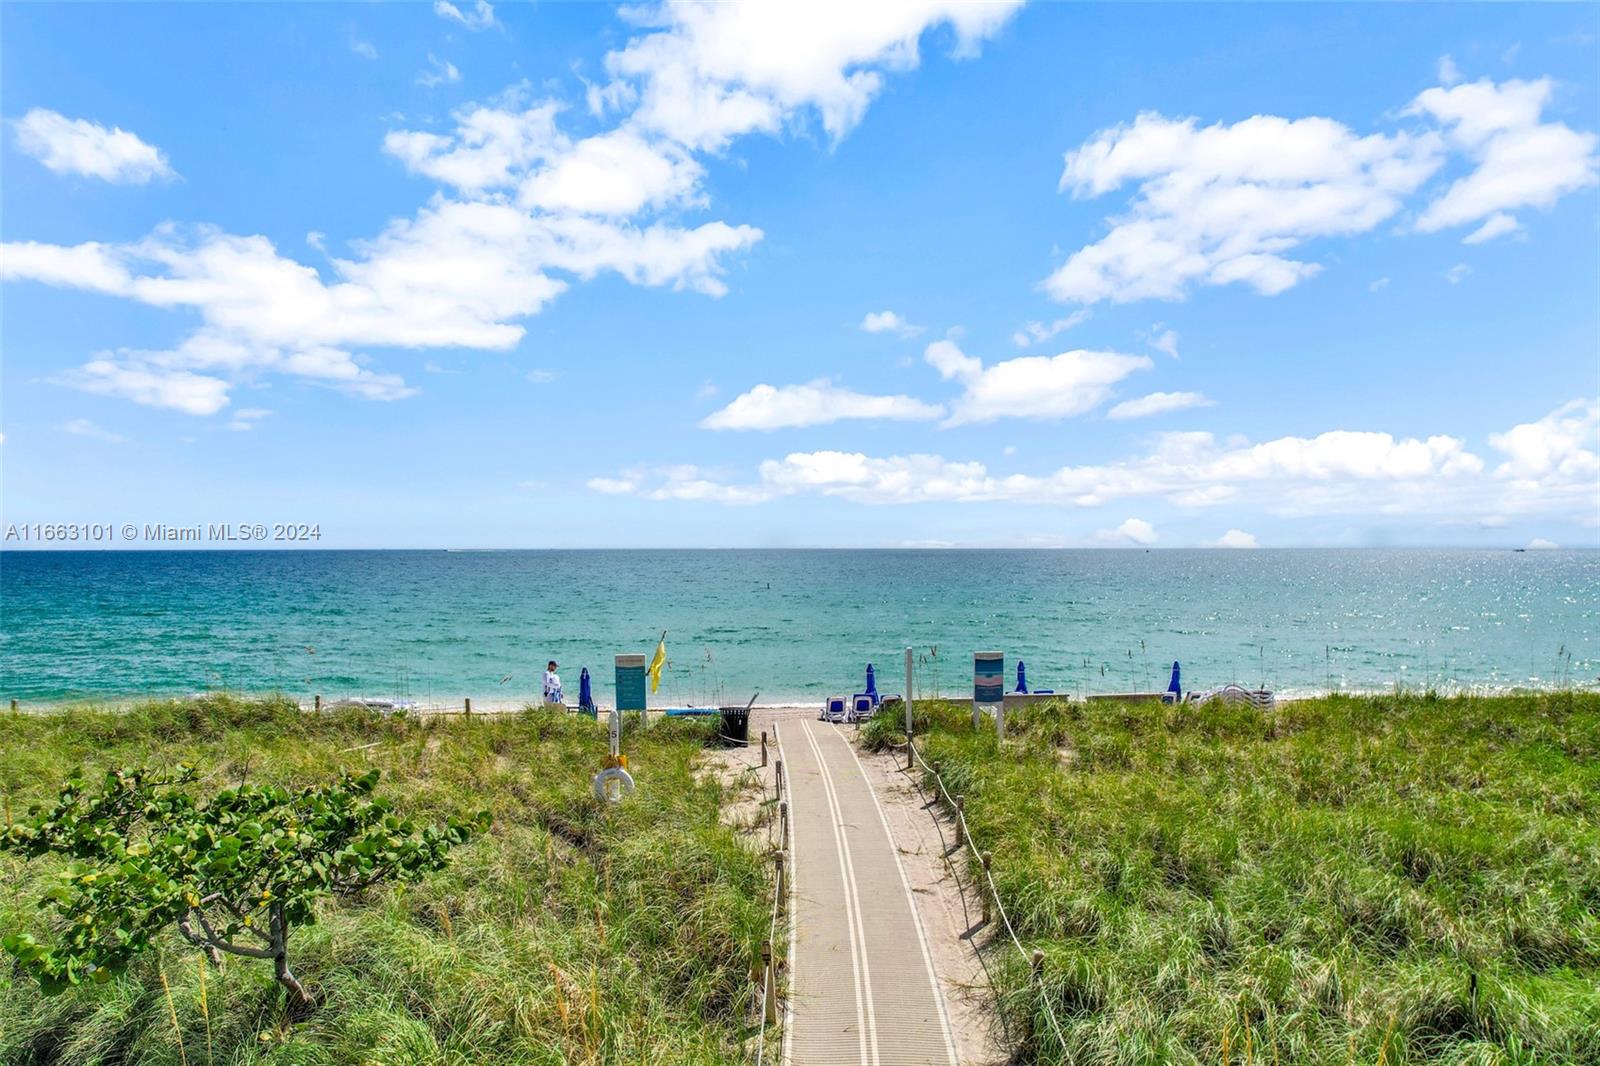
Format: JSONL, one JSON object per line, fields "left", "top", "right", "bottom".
{"left": 981, "top": 852, "right": 993, "bottom": 924}
{"left": 1031, "top": 948, "right": 1046, "bottom": 1047}
{"left": 464, "top": 697, "right": 472, "bottom": 717}
{"left": 313, "top": 694, "right": 322, "bottom": 712}
{"left": 762, "top": 942, "right": 777, "bottom": 1023}
{"left": 780, "top": 799, "right": 789, "bottom": 846}
{"left": 955, "top": 796, "right": 965, "bottom": 848}
{"left": 775, "top": 852, "right": 786, "bottom": 905}
{"left": 761, "top": 731, "right": 768, "bottom": 768}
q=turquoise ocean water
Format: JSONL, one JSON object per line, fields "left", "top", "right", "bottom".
{"left": 2, "top": 549, "right": 1596, "bottom": 707}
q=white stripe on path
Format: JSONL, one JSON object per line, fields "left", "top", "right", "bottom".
{"left": 783, "top": 717, "right": 961, "bottom": 1065}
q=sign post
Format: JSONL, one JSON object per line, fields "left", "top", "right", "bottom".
{"left": 904, "top": 646, "right": 915, "bottom": 769}
{"left": 974, "top": 651, "right": 1004, "bottom": 738}
{"left": 594, "top": 654, "right": 647, "bottom": 803}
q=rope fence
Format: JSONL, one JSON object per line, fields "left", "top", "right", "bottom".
{"left": 899, "top": 734, "right": 1071, "bottom": 1059}
{"left": 751, "top": 727, "right": 787, "bottom": 1065}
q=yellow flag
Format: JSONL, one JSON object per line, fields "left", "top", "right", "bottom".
{"left": 648, "top": 636, "right": 667, "bottom": 694}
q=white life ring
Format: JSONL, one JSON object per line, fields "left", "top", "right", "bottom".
{"left": 593, "top": 765, "right": 636, "bottom": 803}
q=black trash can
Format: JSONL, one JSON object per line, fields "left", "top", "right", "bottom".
{"left": 718, "top": 705, "right": 750, "bottom": 745}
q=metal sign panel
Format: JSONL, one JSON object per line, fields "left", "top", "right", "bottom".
{"left": 615, "top": 654, "right": 647, "bottom": 711}
{"left": 973, "top": 651, "right": 1004, "bottom": 705}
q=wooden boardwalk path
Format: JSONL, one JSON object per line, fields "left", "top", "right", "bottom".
{"left": 779, "top": 717, "right": 959, "bottom": 1065}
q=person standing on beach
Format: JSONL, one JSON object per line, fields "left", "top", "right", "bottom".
{"left": 543, "top": 660, "right": 563, "bottom": 706}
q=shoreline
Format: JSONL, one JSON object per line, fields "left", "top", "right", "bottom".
{"left": 6, "top": 681, "right": 1598, "bottom": 715}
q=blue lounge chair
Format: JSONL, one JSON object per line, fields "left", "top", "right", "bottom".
{"left": 850, "top": 694, "right": 873, "bottom": 721}
{"left": 821, "top": 695, "right": 848, "bottom": 722}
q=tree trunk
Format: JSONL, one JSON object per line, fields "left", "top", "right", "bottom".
{"left": 269, "top": 904, "right": 315, "bottom": 1013}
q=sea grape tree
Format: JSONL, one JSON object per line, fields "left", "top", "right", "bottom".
{"left": 1, "top": 765, "right": 488, "bottom": 1006}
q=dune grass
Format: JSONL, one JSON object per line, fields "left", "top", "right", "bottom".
{"left": 0, "top": 695, "right": 773, "bottom": 1065}
{"left": 864, "top": 692, "right": 1600, "bottom": 1065}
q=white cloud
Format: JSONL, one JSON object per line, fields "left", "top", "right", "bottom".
{"left": 1147, "top": 326, "right": 1180, "bottom": 359}
{"left": 1044, "top": 110, "right": 1442, "bottom": 304}
{"left": 925, "top": 338, "right": 1151, "bottom": 426}
{"left": 3, "top": 201, "right": 759, "bottom": 411}
{"left": 57, "top": 358, "right": 231, "bottom": 416}
{"left": 587, "top": 476, "right": 639, "bottom": 495}
{"left": 385, "top": 101, "right": 565, "bottom": 192}
{"left": 1437, "top": 54, "right": 1463, "bottom": 86}
{"left": 227, "top": 407, "right": 272, "bottom": 432}
{"left": 350, "top": 38, "right": 378, "bottom": 61}
{"left": 599, "top": 0, "right": 1024, "bottom": 151}
{"left": 13, "top": 109, "right": 175, "bottom": 183}
{"left": 860, "top": 310, "right": 923, "bottom": 338}
{"left": 1446, "top": 262, "right": 1472, "bottom": 283}
{"left": 1213, "top": 529, "right": 1259, "bottom": 549}
{"left": 598, "top": 417, "right": 1495, "bottom": 515}
{"left": 526, "top": 368, "right": 558, "bottom": 383}
{"left": 1042, "top": 73, "right": 1599, "bottom": 304}
{"left": 1488, "top": 398, "right": 1598, "bottom": 482}
{"left": 0, "top": 240, "right": 135, "bottom": 292}
{"left": 756, "top": 450, "right": 988, "bottom": 502}
{"left": 434, "top": 0, "right": 497, "bottom": 30}
{"left": 634, "top": 464, "right": 773, "bottom": 504}
{"left": 1101, "top": 517, "right": 1157, "bottom": 545}
{"left": 1106, "top": 390, "right": 1215, "bottom": 420}
{"left": 387, "top": 93, "right": 706, "bottom": 218}
{"left": 521, "top": 129, "right": 704, "bottom": 216}
{"left": 701, "top": 380, "right": 943, "bottom": 430}
{"left": 1369, "top": 276, "right": 1391, "bottom": 292}
{"left": 1011, "top": 310, "right": 1090, "bottom": 347}
{"left": 1527, "top": 537, "right": 1559, "bottom": 549}
{"left": 418, "top": 54, "right": 462, "bottom": 88}
{"left": 1410, "top": 78, "right": 1599, "bottom": 239}
{"left": 1462, "top": 212, "right": 1521, "bottom": 244}
{"left": 59, "top": 418, "right": 126, "bottom": 443}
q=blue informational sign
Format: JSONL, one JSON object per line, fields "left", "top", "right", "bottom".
{"left": 615, "top": 654, "right": 647, "bottom": 711}
{"left": 973, "top": 651, "right": 1004, "bottom": 705}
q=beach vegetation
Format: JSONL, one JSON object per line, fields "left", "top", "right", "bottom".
{"left": 0, "top": 695, "right": 772, "bottom": 1064}
{"left": 863, "top": 691, "right": 1600, "bottom": 1064}
{"left": 2, "top": 765, "right": 487, "bottom": 1008}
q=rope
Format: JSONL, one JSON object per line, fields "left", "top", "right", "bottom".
{"left": 891, "top": 742, "right": 1014, "bottom": 1047}
{"left": 754, "top": 723, "right": 786, "bottom": 1066}
{"left": 903, "top": 736, "right": 1071, "bottom": 1058}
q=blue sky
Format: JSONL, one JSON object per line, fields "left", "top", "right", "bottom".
{"left": 2, "top": 1, "right": 1597, "bottom": 549}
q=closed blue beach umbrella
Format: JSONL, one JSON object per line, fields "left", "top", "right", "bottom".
{"left": 1167, "top": 661, "right": 1182, "bottom": 699}
{"left": 865, "top": 662, "right": 878, "bottom": 704}
{"left": 1016, "top": 660, "right": 1029, "bottom": 694}
{"left": 579, "top": 667, "right": 595, "bottom": 713}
